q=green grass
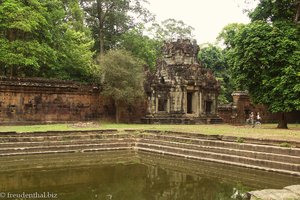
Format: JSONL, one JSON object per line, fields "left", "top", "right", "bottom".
{"left": 0, "top": 122, "right": 299, "bottom": 142}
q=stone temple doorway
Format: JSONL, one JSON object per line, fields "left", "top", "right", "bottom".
{"left": 187, "top": 92, "right": 193, "bottom": 114}
{"left": 205, "top": 100, "right": 212, "bottom": 114}
{"left": 158, "top": 98, "right": 167, "bottom": 112}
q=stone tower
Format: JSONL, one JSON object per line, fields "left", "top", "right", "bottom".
{"left": 143, "top": 39, "right": 221, "bottom": 124}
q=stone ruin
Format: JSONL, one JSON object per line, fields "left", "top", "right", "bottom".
{"left": 143, "top": 39, "right": 222, "bottom": 124}
{"left": 218, "top": 91, "right": 300, "bottom": 124}
{"left": 0, "top": 77, "right": 146, "bottom": 124}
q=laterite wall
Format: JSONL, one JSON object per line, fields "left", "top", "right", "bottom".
{"left": 0, "top": 77, "right": 103, "bottom": 123}
{"left": 0, "top": 77, "right": 146, "bottom": 124}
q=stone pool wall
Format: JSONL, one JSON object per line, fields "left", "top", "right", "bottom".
{"left": 0, "top": 77, "right": 146, "bottom": 123}
{"left": 0, "top": 130, "right": 299, "bottom": 177}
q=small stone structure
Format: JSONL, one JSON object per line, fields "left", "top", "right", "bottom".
{"left": 143, "top": 39, "right": 221, "bottom": 124}
{"left": 218, "top": 91, "right": 300, "bottom": 124}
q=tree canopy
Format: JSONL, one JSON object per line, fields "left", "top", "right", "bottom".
{"left": 198, "top": 44, "right": 233, "bottom": 104}
{"left": 119, "top": 28, "right": 161, "bottom": 71}
{"left": 218, "top": 0, "right": 300, "bottom": 128}
{"left": 148, "top": 18, "right": 195, "bottom": 41}
{"left": 0, "top": 0, "right": 94, "bottom": 81}
{"left": 80, "top": 0, "right": 153, "bottom": 55}
{"left": 96, "top": 49, "right": 145, "bottom": 122}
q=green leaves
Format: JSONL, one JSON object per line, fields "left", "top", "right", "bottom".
{"left": 148, "top": 18, "right": 195, "bottom": 41}
{"left": 119, "top": 29, "right": 161, "bottom": 71}
{"left": 249, "top": 0, "right": 299, "bottom": 23}
{"left": 221, "top": 19, "right": 300, "bottom": 113}
{"left": 0, "top": 0, "right": 94, "bottom": 81}
{"left": 198, "top": 44, "right": 233, "bottom": 104}
{"left": 81, "top": 0, "right": 153, "bottom": 54}
{"left": 96, "top": 49, "right": 145, "bottom": 104}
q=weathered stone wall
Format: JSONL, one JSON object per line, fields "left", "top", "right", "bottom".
{"left": 102, "top": 98, "right": 147, "bottom": 123}
{"left": 218, "top": 91, "right": 300, "bottom": 124}
{"left": 0, "top": 77, "right": 103, "bottom": 123}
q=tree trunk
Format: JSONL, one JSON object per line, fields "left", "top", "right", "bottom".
{"left": 295, "top": 1, "right": 300, "bottom": 23}
{"left": 277, "top": 112, "right": 288, "bottom": 129}
{"left": 7, "top": 29, "right": 15, "bottom": 77}
{"left": 96, "top": 0, "right": 104, "bottom": 55}
{"left": 99, "top": 21, "right": 104, "bottom": 55}
{"left": 115, "top": 101, "right": 119, "bottom": 123}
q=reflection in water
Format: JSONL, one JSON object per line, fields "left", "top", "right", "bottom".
{"left": 0, "top": 151, "right": 299, "bottom": 200}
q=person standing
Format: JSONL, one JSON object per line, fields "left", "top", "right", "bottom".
{"left": 256, "top": 112, "right": 261, "bottom": 122}
{"left": 250, "top": 112, "right": 254, "bottom": 127}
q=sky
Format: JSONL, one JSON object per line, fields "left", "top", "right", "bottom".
{"left": 145, "top": 0, "right": 252, "bottom": 45}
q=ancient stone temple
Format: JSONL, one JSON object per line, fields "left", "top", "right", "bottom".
{"left": 143, "top": 39, "right": 221, "bottom": 124}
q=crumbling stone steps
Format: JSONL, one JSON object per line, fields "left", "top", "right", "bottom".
{"left": 136, "top": 145, "right": 300, "bottom": 176}
{"left": 0, "top": 147, "right": 131, "bottom": 157}
{"left": 0, "top": 145, "right": 132, "bottom": 156}
{"left": 0, "top": 133, "right": 130, "bottom": 143}
{"left": 0, "top": 138, "right": 133, "bottom": 148}
{"left": 140, "top": 134, "right": 300, "bottom": 156}
{"left": 140, "top": 130, "right": 300, "bottom": 147}
{"left": 139, "top": 139, "right": 300, "bottom": 164}
{"left": 0, "top": 142, "right": 132, "bottom": 154}
{"left": 0, "top": 130, "right": 118, "bottom": 137}
{"left": 136, "top": 143, "right": 300, "bottom": 173}
{"left": 1, "top": 130, "right": 299, "bottom": 176}
{"left": 0, "top": 131, "right": 133, "bottom": 156}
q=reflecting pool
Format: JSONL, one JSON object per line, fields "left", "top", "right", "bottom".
{"left": 0, "top": 150, "right": 299, "bottom": 200}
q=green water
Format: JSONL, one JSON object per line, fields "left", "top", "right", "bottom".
{"left": 0, "top": 151, "right": 299, "bottom": 200}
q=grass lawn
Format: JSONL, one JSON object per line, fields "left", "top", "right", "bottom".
{"left": 0, "top": 122, "right": 299, "bottom": 142}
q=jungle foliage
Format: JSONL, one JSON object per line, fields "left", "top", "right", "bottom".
{"left": 218, "top": 0, "right": 300, "bottom": 128}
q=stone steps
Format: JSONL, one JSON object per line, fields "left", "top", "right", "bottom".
{"left": 0, "top": 133, "right": 129, "bottom": 143}
{"left": 0, "top": 138, "right": 133, "bottom": 148}
{"left": 0, "top": 131, "right": 133, "bottom": 156}
{"left": 0, "top": 129, "right": 118, "bottom": 137}
{"left": 140, "top": 134, "right": 300, "bottom": 156}
{"left": 0, "top": 130, "right": 299, "bottom": 176}
{"left": 0, "top": 142, "right": 131, "bottom": 153}
{"left": 136, "top": 147, "right": 300, "bottom": 177}
{"left": 136, "top": 142, "right": 300, "bottom": 173}
{"left": 139, "top": 138, "right": 300, "bottom": 164}
{"left": 0, "top": 146, "right": 131, "bottom": 156}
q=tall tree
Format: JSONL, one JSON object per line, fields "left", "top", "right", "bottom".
{"left": 0, "top": 0, "right": 47, "bottom": 77}
{"left": 148, "top": 18, "right": 195, "bottom": 41}
{"left": 80, "top": 0, "right": 152, "bottom": 55}
{"left": 249, "top": 0, "right": 300, "bottom": 23}
{"left": 219, "top": 0, "right": 300, "bottom": 128}
{"left": 119, "top": 28, "right": 161, "bottom": 71}
{"left": 0, "top": 0, "right": 94, "bottom": 81}
{"left": 96, "top": 49, "right": 144, "bottom": 123}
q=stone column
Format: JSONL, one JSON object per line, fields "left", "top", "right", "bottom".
{"left": 167, "top": 96, "right": 170, "bottom": 113}
{"left": 154, "top": 93, "right": 158, "bottom": 114}
{"left": 183, "top": 88, "right": 187, "bottom": 114}
{"left": 211, "top": 94, "right": 216, "bottom": 115}
{"left": 194, "top": 91, "right": 199, "bottom": 116}
{"left": 199, "top": 91, "right": 202, "bottom": 116}
{"left": 193, "top": 91, "right": 198, "bottom": 116}
{"left": 214, "top": 93, "right": 218, "bottom": 115}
